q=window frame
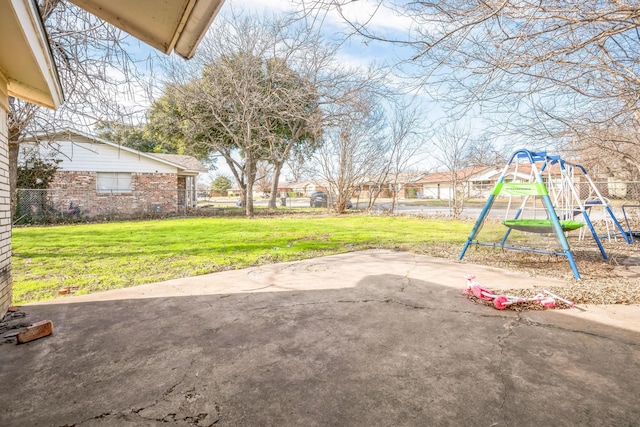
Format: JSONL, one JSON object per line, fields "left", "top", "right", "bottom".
{"left": 96, "top": 172, "right": 133, "bottom": 194}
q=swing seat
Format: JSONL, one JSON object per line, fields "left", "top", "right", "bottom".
{"left": 502, "top": 219, "right": 585, "bottom": 234}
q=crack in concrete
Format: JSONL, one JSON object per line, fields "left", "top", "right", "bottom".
{"left": 165, "top": 356, "right": 199, "bottom": 398}
{"left": 399, "top": 253, "right": 420, "bottom": 293}
{"left": 63, "top": 411, "right": 113, "bottom": 427}
{"left": 485, "top": 309, "right": 640, "bottom": 427}
{"left": 517, "top": 316, "right": 640, "bottom": 348}
{"left": 246, "top": 298, "right": 429, "bottom": 312}
{"left": 246, "top": 295, "right": 543, "bottom": 321}
{"left": 70, "top": 406, "right": 220, "bottom": 426}
{"left": 242, "top": 284, "right": 275, "bottom": 291}
{"left": 386, "top": 298, "right": 426, "bottom": 309}
{"left": 226, "top": 293, "right": 636, "bottom": 345}
{"left": 126, "top": 356, "right": 221, "bottom": 426}
{"left": 495, "top": 315, "right": 524, "bottom": 427}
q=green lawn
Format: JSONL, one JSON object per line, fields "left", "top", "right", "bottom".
{"left": 11, "top": 215, "right": 503, "bottom": 304}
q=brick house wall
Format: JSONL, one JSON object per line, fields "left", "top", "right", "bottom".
{"left": 0, "top": 109, "right": 11, "bottom": 316}
{"left": 177, "top": 176, "right": 186, "bottom": 208}
{"left": 49, "top": 171, "right": 179, "bottom": 218}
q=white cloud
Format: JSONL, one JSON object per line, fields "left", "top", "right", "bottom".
{"left": 225, "top": 0, "right": 296, "bottom": 14}
{"left": 225, "top": 0, "right": 415, "bottom": 36}
{"left": 327, "top": 1, "right": 415, "bottom": 34}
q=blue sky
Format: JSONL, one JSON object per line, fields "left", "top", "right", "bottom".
{"left": 224, "top": 0, "right": 420, "bottom": 78}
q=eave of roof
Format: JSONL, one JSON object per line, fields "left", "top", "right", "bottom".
{"left": 67, "top": 0, "right": 225, "bottom": 59}
{"left": 418, "top": 166, "right": 497, "bottom": 184}
{"left": 148, "top": 153, "right": 208, "bottom": 173}
{"left": 1, "top": 0, "right": 64, "bottom": 109}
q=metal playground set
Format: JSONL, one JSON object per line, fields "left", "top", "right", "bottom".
{"left": 459, "top": 149, "right": 639, "bottom": 280}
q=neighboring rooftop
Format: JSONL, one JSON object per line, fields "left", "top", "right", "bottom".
{"left": 148, "top": 153, "right": 209, "bottom": 173}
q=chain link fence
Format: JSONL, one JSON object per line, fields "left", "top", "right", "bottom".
{"left": 14, "top": 188, "right": 204, "bottom": 224}
{"left": 13, "top": 181, "right": 640, "bottom": 226}
{"left": 446, "top": 181, "right": 640, "bottom": 202}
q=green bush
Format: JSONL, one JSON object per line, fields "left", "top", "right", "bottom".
{"left": 406, "top": 187, "right": 418, "bottom": 199}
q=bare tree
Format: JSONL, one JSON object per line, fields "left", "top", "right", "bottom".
{"left": 464, "top": 135, "right": 506, "bottom": 168}
{"left": 297, "top": 1, "right": 640, "bottom": 176}
{"left": 564, "top": 120, "right": 640, "bottom": 204}
{"left": 286, "top": 147, "right": 313, "bottom": 183}
{"left": 254, "top": 161, "right": 274, "bottom": 198}
{"left": 312, "top": 78, "right": 390, "bottom": 213}
{"left": 432, "top": 124, "right": 474, "bottom": 219}
{"left": 377, "top": 97, "right": 429, "bottom": 212}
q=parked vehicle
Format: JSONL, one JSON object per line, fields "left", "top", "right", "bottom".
{"left": 309, "top": 191, "right": 327, "bottom": 207}
{"left": 309, "top": 191, "right": 353, "bottom": 209}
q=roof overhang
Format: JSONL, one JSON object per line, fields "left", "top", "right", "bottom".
{"left": 0, "top": 0, "right": 64, "bottom": 109}
{"left": 68, "top": 0, "right": 225, "bottom": 59}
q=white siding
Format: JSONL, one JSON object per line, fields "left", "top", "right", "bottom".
{"left": 20, "top": 137, "right": 176, "bottom": 174}
{"left": 422, "top": 183, "right": 454, "bottom": 200}
{"left": 0, "top": 93, "right": 12, "bottom": 317}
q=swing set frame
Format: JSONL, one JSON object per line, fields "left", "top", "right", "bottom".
{"left": 459, "top": 149, "right": 630, "bottom": 280}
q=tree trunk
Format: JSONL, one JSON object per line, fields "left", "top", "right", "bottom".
{"left": 245, "top": 182, "right": 254, "bottom": 217}
{"left": 244, "top": 156, "right": 255, "bottom": 217}
{"left": 218, "top": 149, "right": 249, "bottom": 213}
{"left": 389, "top": 182, "right": 398, "bottom": 213}
{"left": 267, "top": 163, "right": 283, "bottom": 210}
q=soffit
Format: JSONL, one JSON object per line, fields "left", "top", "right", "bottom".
{"left": 68, "top": 0, "right": 225, "bottom": 59}
{"left": 0, "top": 0, "right": 63, "bottom": 109}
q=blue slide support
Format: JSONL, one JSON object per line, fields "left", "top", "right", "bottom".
{"left": 537, "top": 175, "right": 581, "bottom": 280}
{"left": 459, "top": 149, "right": 523, "bottom": 261}
{"left": 459, "top": 179, "right": 500, "bottom": 261}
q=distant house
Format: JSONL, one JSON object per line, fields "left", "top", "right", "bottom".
{"left": 277, "top": 181, "right": 329, "bottom": 197}
{"left": 280, "top": 176, "right": 428, "bottom": 200}
{"left": 19, "top": 129, "right": 207, "bottom": 218}
{"left": 355, "top": 172, "right": 427, "bottom": 199}
{"left": 417, "top": 166, "right": 531, "bottom": 200}
{"left": 228, "top": 180, "right": 330, "bottom": 199}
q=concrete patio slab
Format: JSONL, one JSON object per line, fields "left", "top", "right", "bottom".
{"left": 31, "top": 249, "right": 570, "bottom": 301}
{"left": 1, "top": 250, "right": 638, "bottom": 426}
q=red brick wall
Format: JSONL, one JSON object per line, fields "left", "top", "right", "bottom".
{"left": 177, "top": 176, "right": 186, "bottom": 207}
{"left": 49, "top": 171, "right": 179, "bottom": 218}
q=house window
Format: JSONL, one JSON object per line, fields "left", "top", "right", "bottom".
{"left": 97, "top": 172, "right": 132, "bottom": 193}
